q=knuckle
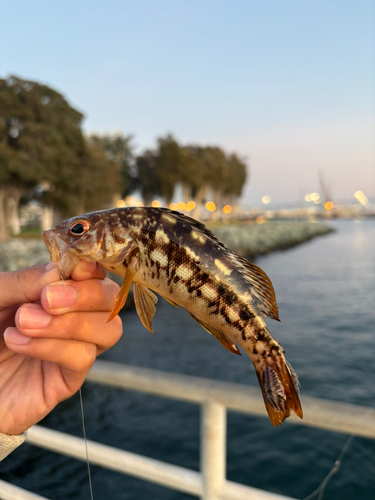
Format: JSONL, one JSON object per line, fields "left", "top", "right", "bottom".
{"left": 112, "top": 315, "right": 123, "bottom": 340}
{"left": 72, "top": 344, "right": 96, "bottom": 372}
{"left": 8, "top": 265, "right": 42, "bottom": 302}
{"left": 104, "top": 278, "right": 120, "bottom": 298}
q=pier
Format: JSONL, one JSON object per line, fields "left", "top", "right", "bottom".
{"left": 1, "top": 361, "right": 375, "bottom": 500}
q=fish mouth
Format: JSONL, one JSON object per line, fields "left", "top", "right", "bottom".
{"left": 41, "top": 229, "right": 64, "bottom": 262}
{"left": 41, "top": 229, "right": 79, "bottom": 279}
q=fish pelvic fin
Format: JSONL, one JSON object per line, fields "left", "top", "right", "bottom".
{"left": 108, "top": 256, "right": 139, "bottom": 322}
{"left": 256, "top": 357, "right": 302, "bottom": 426}
{"left": 133, "top": 283, "right": 158, "bottom": 333}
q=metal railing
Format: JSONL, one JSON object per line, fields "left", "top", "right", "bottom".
{"left": 1, "top": 360, "right": 375, "bottom": 500}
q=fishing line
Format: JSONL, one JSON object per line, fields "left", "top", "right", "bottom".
{"left": 60, "top": 270, "right": 94, "bottom": 500}
{"left": 79, "top": 388, "right": 94, "bottom": 500}
{"left": 303, "top": 434, "right": 355, "bottom": 500}
{"left": 303, "top": 400, "right": 375, "bottom": 500}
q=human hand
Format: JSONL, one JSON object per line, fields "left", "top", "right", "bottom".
{"left": 0, "top": 261, "right": 122, "bottom": 435}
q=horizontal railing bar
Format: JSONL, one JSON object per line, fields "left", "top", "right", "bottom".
{"left": 26, "top": 426, "right": 202, "bottom": 497}
{"left": 87, "top": 360, "right": 375, "bottom": 439}
{"left": 221, "top": 481, "right": 297, "bottom": 500}
{"left": 26, "top": 427, "right": 297, "bottom": 500}
{"left": 0, "top": 480, "right": 50, "bottom": 500}
{"left": 87, "top": 360, "right": 268, "bottom": 413}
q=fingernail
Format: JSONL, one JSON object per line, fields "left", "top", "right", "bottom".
{"left": 46, "top": 284, "right": 78, "bottom": 309}
{"left": 4, "top": 327, "right": 31, "bottom": 345}
{"left": 19, "top": 305, "right": 52, "bottom": 329}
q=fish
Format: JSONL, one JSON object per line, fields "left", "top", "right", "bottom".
{"left": 41, "top": 207, "right": 303, "bottom": 426}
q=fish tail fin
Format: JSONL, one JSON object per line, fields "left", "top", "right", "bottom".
{"left": 255, "top": 356, "right": 303, "bottom": 426}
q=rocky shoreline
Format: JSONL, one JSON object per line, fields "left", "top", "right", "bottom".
{"left": 207, "top": 220, "right": 334, "bottom": 261}
{"left": 0, "top": 221, "right": 334, "bottom": 273}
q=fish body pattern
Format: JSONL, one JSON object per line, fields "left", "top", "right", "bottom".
{"left": 41, "top": 207, "right": 302, "bottom": 426}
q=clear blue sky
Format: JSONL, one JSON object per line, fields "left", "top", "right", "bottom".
{"left": 1, "top": 0, "right": 374, "bottom": 205}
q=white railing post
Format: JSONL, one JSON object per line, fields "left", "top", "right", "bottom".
{"left": 200, "top": 400, "right": 226, "bottom": 500}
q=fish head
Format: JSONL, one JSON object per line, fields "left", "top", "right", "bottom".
{"left": 41, "top": 209, "right": 136, "bottom": 279}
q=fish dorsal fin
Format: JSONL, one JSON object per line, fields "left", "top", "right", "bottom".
{"left": 237, "top": 258, "right": 279, "bottom": 321}
{"left": 158, "top": 208, "right": 223, "bottom": 245}
{"left": 107, "top": 256, "right": 139, "bottom": 322}
{"left": 160, "top": 294, "right": 180, "bottom": 308}
{"left": 188, "top": 311, "right": 241, "bottom": 356}
{"left": 133, "top": 283, "right": 158, "bottom": 333}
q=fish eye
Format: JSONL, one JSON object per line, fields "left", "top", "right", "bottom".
{"left": 69, "top": 220, "right": 91, "bottom": 236}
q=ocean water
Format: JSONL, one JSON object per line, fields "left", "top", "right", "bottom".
{"left": 1, "top": 220, "right": 375, "bottom": 499}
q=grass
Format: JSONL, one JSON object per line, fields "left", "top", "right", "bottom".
{"left": 14, "top": 226, "right": 43, "bottom": 239}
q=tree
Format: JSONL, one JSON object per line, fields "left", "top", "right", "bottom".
{"left": 87, "top": 133, "right": 135, "bottom": 197}
{"left": 154, "top": 134, "right": 185, "bottom": 203}
{"left": 222, "top": 153, "right": 247, "bottom": 200}
{"left": 134, "top": 150, "right": 161, "bottom": 205}
{"left": 0, "top": 76, "right": 120, "bottom": 239}
{"left": 131, "top": 135, "right": 248, "bottom": 218}
{"left": 179, "top": 145, "right": 247, "bottom": 219}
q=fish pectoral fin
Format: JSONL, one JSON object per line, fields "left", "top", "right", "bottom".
{"left": 188, "top": 312, "right": 241, "bottom": 356}
{"left": 107, "top": 257, "right": 140, "bottom": 322}
{"left": 159, "top": 294, "right": 180, "bottom": 308}
{"left": 238, "top": 258, "right": 280, "bottom": 321}
{"left": 133, "top": 283, "right": 158, "bottom": 333}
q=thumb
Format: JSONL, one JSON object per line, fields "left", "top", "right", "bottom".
{"left": 0, "top": 263, "right": 61, "bottom": 310}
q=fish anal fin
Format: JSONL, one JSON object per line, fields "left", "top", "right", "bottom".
{"left": 160, "top": 294, "right": 180, "bottom": 308}
{"left": 237, "top": 258, "right": 280, "bottom": 321}
{"left": 107, "top": 257, "right": 139, "bottom": 322}
{"left": 133, "top": 283, "right": 158, "bottom": 333}
{"left": 188, "top": 312, "right": 241, "bottom": 356}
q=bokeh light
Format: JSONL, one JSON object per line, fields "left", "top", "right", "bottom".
{"left": 169, "top": 203, "right": 177, "bottom": 210}
{"left": 151, "top": 200, "right": 161, "bottom": 208}
{"left": 205, "top": 201, "right": 216, "bottom": 212}
{"left": 116, "top": 199, "right": 126, "bottom": 207}
{"left": 310, "top": 192, "right": 321, "bottom": 203}
{"left": 256, "top": 215, "right": 266, "bottom": 224}
{"left": 261, "top": 195, "right": 271, "bottom": 204}
{"left": 177, "top": 201, "right": 186, "bottom": 210}
{"left": 354, "top": 191, "right": 368, "bottom": 205}
{"left": 185, "top": 200, "right": 196, "bottom": 212}
{"left": 324, "top": 201, "right": 334, "bottom": 210}
{"left": 223, "top": 205, "right": 232, "bottom": 214}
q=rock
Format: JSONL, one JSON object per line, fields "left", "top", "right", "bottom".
{"left": 0, "top": 222, "right": 334, "bottom": 272}
{"left": 207, "top": 221, "right": 334, "bottom": 261}
{"left": 0, "top": 239, "right": 50, "bottom": 272}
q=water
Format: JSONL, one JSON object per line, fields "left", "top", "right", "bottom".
{"left": 1, "top": 220, "right": 375, "bottom": 499}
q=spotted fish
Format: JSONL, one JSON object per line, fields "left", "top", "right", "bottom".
{"left": 41, "top": 207, "right": 302, "bottom": 426}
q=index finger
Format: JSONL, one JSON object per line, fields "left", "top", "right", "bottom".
{"left": 69, "top": 260, "right": 107, "bottom": 281}
{"left": 0, "top": 264, "right": 61, "bottom": 310}
{"left": 40, "top": 278, "right": 120, "bottom": 315}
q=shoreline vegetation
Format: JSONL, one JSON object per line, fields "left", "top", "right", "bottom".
{"left": 207, "top": 220, "right": 334, "bottom": 261}
{"left": 0, "top": 221, "right": 334, "bottom": 273}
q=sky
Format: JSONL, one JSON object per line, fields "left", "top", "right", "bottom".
{"left": 0, "top": 0, "right": 374, "bottom": 206}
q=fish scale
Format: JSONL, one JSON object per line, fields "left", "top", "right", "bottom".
{"left": 41, "top": 206, "right": 303, "bottom": 426}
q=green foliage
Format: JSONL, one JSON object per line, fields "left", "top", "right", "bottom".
{"left": 134, "top": 150, "right": 161, "bottom": 205}
{"left": 155, "top": 134, "right": 185, "bottom": 203}
{"left": 0, "top": 75, "right": 84, "bottom": 191}
{"left": 0, "top": 75, "right": 248, "bottom": 235}
{"left": 0, "top": 75, "right": 120, "bottom": 219}
{"left": 131, "top": 134, "right": 248, "bottom": 207}
{"left": 87, "top": 133, "right": 134, "bottom": 196}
